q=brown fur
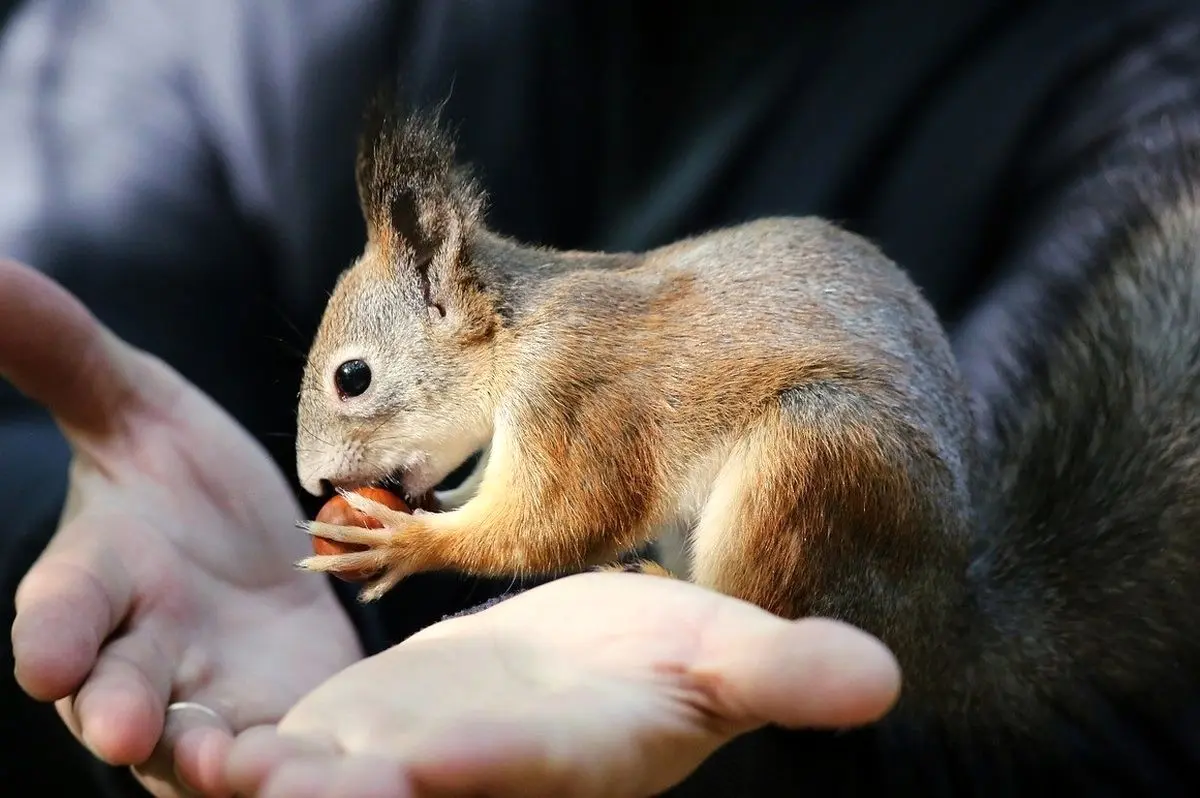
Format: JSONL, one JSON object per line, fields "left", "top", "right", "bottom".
{"left": 298, "top": 208, "right": 968, "bottom": 593}
{"left": 297, "top": 94, "right": 975, "bottom": 702}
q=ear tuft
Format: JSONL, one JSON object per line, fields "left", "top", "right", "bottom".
{"left": 354, "top": 88, "right": 485, "bottom": 265}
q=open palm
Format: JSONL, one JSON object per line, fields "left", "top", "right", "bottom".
{"left": 225, "top": 573, "right": 901, "bottom": 798}
{"left": 2, "top": 259, "right": 361, "bottom": 796}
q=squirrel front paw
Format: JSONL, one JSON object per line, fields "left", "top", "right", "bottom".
{"left": 298, "top": 490, "right": 432, "bottom": 602}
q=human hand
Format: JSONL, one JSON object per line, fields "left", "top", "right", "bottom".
{"left": 1, "top": 259, "right": 362, "bottom": 796}
{"left": 226, "top": 571, "right": 900, "bottom": 798}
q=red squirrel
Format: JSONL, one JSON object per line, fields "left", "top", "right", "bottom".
{"left": 294, "top": 94, "right": 1200, "bottom": 736}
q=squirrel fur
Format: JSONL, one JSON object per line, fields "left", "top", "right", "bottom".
{"left": 295, "top": 93, "right": 1200, "bottom": 737}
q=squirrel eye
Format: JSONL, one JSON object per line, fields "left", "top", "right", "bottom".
{"left": 334, "top": 359, "right": 372, "bottom": 399}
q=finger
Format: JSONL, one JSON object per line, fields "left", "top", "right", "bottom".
{"left": 134, "top": 702, "right": 236, "bottom": 798}
{"left": 12, "top": 550, "right": 134, "bottom": 700}
{"left": 690, "top": 610, "right": 901, "bottom": 731}
{"left": 0, "top": 258, "right": 158, "bottom": 437}
{"left": 399, "top": 718, "right": 574, "bottom": 798}
{"left": 168, "top": 726, "right": 236, "bottom": 797}
{"left": 63, "top": 621, "right": 176, "bottom": 765}
{"left": 225, "top": 726, "right": 342, "bottom": 796}
{"left": 259, "top": 762, "right": 326, "bottom": 798}
{"left": 259, "top": 759, "right": 391, "bottom": 798}
{"left": 316, "top": 757, "right": 415, "bottom": 798}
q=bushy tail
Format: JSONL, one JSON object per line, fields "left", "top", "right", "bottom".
{"left": 958, "top": 121, "right": 1200, "bottom": 723}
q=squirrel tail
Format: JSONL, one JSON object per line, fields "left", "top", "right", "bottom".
{"left": 952, "top": 117, "right": 1200, "bottom": 723}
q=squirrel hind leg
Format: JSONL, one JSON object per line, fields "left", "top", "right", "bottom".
{"left": 593, "top": 559, "right": 678, "bottom": 578}
{"left": 687, "top": 422, "right": 800, "bottom": 617}
{"left": 689, "top": 389, "right": 952, "bottom": 623}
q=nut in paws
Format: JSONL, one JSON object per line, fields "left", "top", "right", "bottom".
{"left": 299, "top": 486, "right": 420, "bottom": 596}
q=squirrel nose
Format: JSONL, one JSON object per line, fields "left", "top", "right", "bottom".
{"left": 296, "top": 454, "right": 330, "bottom": 497}
{"left": 299, "top": 472, "right": 326, "bottom": 498}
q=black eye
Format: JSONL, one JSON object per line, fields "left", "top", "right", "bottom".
{"left": 334, "top": 359, "right": 372, "bottom": 398}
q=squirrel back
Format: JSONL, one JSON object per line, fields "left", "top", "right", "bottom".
{"left": 296, "top": 95, "right": 1200, "bottom": 741}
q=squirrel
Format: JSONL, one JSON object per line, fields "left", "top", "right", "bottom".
{"left": 294, "top": 93, "right": 1200, "bottom": 738}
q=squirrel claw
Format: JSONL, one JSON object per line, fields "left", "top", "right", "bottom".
{"left": 593, "top": 559, "right": 677, "bottom": 578}
{"left": 357, "top": 567, "right": 409, "bottom": 603}
{"left": 338, "top": 490, "right": 414, "bottom": 528}
{"left": 303, "top": 520, "right": 394, "bottom": 546}
{"left": 296, "top": 550, "right": 382, "bottom": 574}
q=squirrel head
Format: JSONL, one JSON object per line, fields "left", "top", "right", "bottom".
{"left": 296, "top": 94, "right": 502, "bottom": 499}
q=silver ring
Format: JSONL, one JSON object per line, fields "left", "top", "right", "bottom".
{"left": 165, "top": 701, "right": 224, "bottom": 722}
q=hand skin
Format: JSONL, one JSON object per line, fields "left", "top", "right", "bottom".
{"left": 1, "top": 259, "right": 363, "bottom": 797}
{"left": 226, "top": 572, "right": 902, "bottom": 798}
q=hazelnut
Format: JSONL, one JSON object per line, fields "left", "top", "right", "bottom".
{"left": 312, "top": 487, "right": 411, "bottom": 582}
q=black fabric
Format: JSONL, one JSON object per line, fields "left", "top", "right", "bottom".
{"left": 1, "top": 0, "right": 1198, "bottom": 794}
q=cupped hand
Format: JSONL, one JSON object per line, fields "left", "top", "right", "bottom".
{"left": 226, "top": 571, "right": 901, "bottom": 798}
{"left": 1, "top": 259, "right": 362, "bottom": 796}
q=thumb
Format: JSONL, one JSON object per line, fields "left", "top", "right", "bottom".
{"left": 0, "top": 259, "right": 170, "bottom": 438}
{"left": 690, "top": 607, "right": 902, "bottom": 732}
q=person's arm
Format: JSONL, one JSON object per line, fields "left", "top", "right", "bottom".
{"left": 0, "top": 1, "right": 403, "bottom": 793}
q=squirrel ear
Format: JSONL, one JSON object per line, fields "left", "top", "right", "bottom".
{"left": 387, "top": 185, "right": 437, "bottom": 270}
{"left": 389, "top": 187, "right": 444, "bottom": 319}
{"left": 354, "top": 89, "right": 485, "bottom": 317}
